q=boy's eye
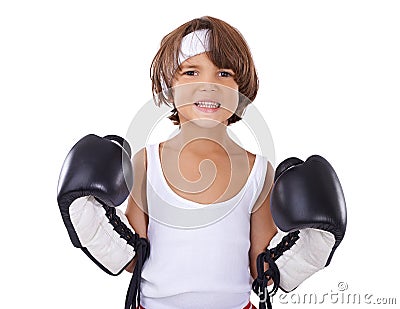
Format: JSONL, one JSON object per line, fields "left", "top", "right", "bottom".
{"left": 219, "top": 71, "right": 234, "bottom": 77}
{"left": 183, "top": 70, "right": 197, "bottom": 76}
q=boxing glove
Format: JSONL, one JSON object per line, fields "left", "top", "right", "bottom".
{"left": 57, "top": 134, "right": 149, "bottom": 309}
{"left": 252, "top": 155, "right": 347, "bottom": 309}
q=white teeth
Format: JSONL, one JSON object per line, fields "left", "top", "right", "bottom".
{"left": 195, "top": 101, "right": 220, "bottom": 108}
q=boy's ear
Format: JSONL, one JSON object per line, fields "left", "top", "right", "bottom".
{"left": 160, "top": 77, "right": 173, "bottom": 103}
{"left": 164, "top": 83, "right": 175, "bottom": 105}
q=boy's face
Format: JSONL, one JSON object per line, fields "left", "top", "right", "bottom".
{"left": 171, "top": 53, "right": 239, "bottom": 128}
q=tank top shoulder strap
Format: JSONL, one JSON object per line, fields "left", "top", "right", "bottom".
{"left": 145, "top": 143, "right": 161, "bottom": 188}
{"left": 246, "top": 154, "right": 269, "bottom": 213}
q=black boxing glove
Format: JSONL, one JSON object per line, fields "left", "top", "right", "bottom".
{"left": 253, "top": 155, "right": 347, "bottom": 309}
{"left": 57, "top": 134, "right": 149, "bottom": 309}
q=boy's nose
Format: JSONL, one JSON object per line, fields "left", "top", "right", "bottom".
{"left": 198, "top": 82, "right": 219, "bottom": 92}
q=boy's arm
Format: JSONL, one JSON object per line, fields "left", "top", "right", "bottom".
{"left": 125, "top": 147, "right": 149, "bottom": 273}
{"left": 249, "top": 160, "right": 277, "bottom": 281}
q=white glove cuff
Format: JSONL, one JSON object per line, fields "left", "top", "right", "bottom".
{"left": 69, "top": 196, "right": 136, "bottom": 275}
{"left": 269, "top": 228, "right": 335, "bottom": 292}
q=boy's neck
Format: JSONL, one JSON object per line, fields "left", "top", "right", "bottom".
{"left": 173, "top": 120, "right": 232, "bottom": 155}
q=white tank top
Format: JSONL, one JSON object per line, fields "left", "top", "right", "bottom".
{"left": 140, "top": 142, "right": 268, "bottom": 309}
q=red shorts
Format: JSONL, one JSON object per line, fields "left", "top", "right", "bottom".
{"left": 137, "top": 301, "right": 255, "bottom": 309}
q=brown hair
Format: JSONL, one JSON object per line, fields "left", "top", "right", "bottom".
{"left": 150, "top": 16, "right": 259, "bottom": 126}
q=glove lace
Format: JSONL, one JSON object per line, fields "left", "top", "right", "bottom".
{"left": 252, "top": 230, "right": 300, "bottom": 309}
{"left": 103, "top": 205, "right": 150, "bottom": 309}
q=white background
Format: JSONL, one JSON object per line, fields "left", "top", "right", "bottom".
{"left": 1, "top": 0, "right": 399, "bottom": 308}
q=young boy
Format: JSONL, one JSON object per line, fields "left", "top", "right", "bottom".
{"left": 125, "top": 16, "right": 277, "bottom": 309}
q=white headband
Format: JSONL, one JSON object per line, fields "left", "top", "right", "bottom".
{"left": 178, "top": 29, "right": 211, "bottom": 65}
{"left": 159, "top": 29, "right": 211, "bottom": 100}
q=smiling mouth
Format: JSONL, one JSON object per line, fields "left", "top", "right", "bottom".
{"left": 194, "top": 101, "right": 221, "bottom": 108}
